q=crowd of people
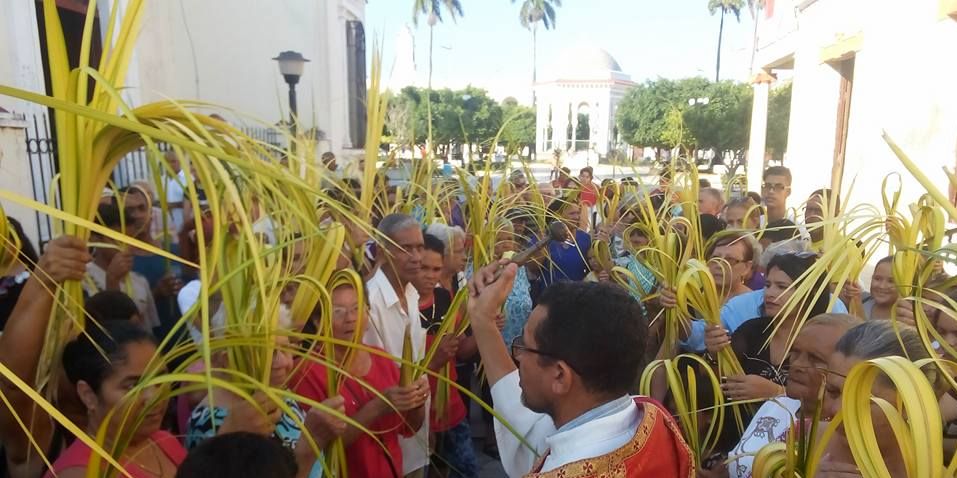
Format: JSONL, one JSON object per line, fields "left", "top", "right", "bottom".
{"left": 0, "top": 156, "right": 953, "bottom": 478}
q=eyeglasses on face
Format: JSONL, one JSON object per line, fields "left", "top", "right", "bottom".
{"left": 711, "top": 256, "right": 747, "bottom": 266}
{"left": 509, "top": 335, "right": 583, "bottom": 375}
{"left": 762, "top": 182, "right": 789, "bottom": 193}
{"left": 510, "top": 335, "right": 555, "bottom": 362}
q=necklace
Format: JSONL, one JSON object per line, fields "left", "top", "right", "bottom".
{"left": 127, "top": 438, "right": 166, "bottom": 477}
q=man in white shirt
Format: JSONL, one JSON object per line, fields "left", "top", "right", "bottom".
{"left": 760, "top": 166, "right": 792, "bottom": 224}
{"left": 83, "top": 202, "right": 161, "bottom": 334}
{"left": 363, "top": 213, "right": 431, "bottom": 478}
{"left": 163, "top": 151, "right": 186, "bottom": 234}
{"left": 468, "top": 263, "right": 693, "bottom": 478}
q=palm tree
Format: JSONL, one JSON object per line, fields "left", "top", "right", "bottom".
{"left": 513, "top": 0, "right": 561, "bottom": 109}
{"left": 412, "top": 0, "right": 464, "bottom": 156}
{"left": 708, "top": 0, "right": 745, "bottom": 82}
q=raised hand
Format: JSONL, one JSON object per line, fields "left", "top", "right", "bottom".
{"left": 105, "top": 248, "right": 133, "bottom": 289}
{"left": 383, "top": 375, "right": 429, "bottom": 412}
{"left": 218, "top": 391, "right": 282, "bottom": 436}
{"left": 721, "top": 374, "right": 783, "bottom": 401}
{"left": 34, "top": 236, "right": 90, "bottom": 289}
{"left": 467, "top": 260, "right": 517, "bottom": 331}
{"left": 704, "top": 324, "right": 731, "bottom": 354}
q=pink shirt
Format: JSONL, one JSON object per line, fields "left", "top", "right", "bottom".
{"left": 44, "top": 430, "right": 186, "bottom": 478}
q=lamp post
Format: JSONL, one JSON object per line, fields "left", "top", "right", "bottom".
{"left": 273, "top": 50, "right": 309, "bottom": 139}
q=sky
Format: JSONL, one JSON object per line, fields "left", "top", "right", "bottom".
{"left": 365, "top": 0, "right": 758, "bottom": 104}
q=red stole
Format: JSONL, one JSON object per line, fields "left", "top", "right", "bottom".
{"left": 524, "top": 397, "right": 694, "bottom": 478}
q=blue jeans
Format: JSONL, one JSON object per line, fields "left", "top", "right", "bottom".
{"left": 434, "top": 419, "right": 478, "bottom": 478}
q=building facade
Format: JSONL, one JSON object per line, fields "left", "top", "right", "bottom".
{"left": 535, "top": 45, "right": 635, "bottom": 170}
{"left": 746, "top": 0, "right": 957, "bottom": 213}
{"left": 0, "top": 0, "right": 366, "bottom": 246}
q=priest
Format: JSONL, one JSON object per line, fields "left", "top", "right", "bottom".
{"left": 467, "top": 262, "right": 694, "bottom": 478}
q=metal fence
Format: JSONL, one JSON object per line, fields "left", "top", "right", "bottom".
{"left": 22, "top": 113, "right": 282, "bottom": 245}
{"left": 24, "top": 114, "right": 57, "bottom": 248}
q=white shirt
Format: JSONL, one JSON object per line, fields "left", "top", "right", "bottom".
{"left": 728, "top": 396, "right": 801, "bottom": 478}
{"left": 363, "top": 267, "right": 429, "bottom": 474}
{"left": 177, "top": 279, "right": 226, "bottom": 344}
{"left": 252, "top": 216, "right": 276, "bottom": 245}
{"left": 84, "top": 262, "right": 161, "bottom": 332}
{"left": 490, "top": 370, "right": 642, "bottom": 477}
{"left": 165, "top": 170, "right": 186, "bottom": 233}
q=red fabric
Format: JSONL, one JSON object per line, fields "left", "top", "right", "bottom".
{"left": 525, "top": 397, "right": 694, "bottom": 478}
{"left": 580, "top": 183, "right": 598, "bottom": 207}
{"left": 293, "top": 348, "right": 405, "bottom": 478}
{"left": 423, "top": 334, "right": 467, "bottom": 432}
{"left": 43, "top": 430, "right": 186, "bottom": 478}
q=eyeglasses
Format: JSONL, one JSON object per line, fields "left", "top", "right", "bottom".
{"left": 762, "top": 182, "right": 789, "bottom": 193}
{"left": 711, "top": 256, "right": 747, "bottom": 266}
{"left": 785, "top": 251, "right": 819, "bottom": 259}
{"left": 510, "top": 335, "right": 584, "bottom": 374}
{"left": 510, "top": 335, "right": 556, "bottom": 362}
{"left": 331, "top": 304, "right": 360, "bottom": 320}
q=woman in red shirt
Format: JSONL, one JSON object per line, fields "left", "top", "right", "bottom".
{"left": 293, "top": 282, "right": 428, "bottom": 478}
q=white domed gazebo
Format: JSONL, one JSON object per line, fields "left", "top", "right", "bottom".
{"left": 535, "top": 45, "right": 635, "bottom": 166}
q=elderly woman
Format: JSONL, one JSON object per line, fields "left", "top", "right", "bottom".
{"left": 818, "top": 321, "right": 933, "bottom": 477}
{"left": 723, "top": 313, "right": 862, "bottom": 478}
{"left": 425, "top": 223, "right": 468, "bottom": 294}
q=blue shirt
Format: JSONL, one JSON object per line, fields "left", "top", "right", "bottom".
{"left": 680, "top": 289, "right": 849, "bottom": 353}
{"left": 539, "top": 229, "right": 592, "bottom": 286}
{"left": 502, "top": 266, "right": 533, "bottom": 346}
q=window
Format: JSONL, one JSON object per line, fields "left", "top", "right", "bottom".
{"left": 346, "top": 20, "right": 366, "bottom": 148}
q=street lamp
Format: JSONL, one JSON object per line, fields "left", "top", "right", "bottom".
{"left": 273, "top": 50, "right": 310, "bottom": 137}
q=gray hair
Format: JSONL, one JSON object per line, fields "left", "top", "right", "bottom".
{"left": 835, "top": 320, "right": 930, "bottom": 361}
{"left": 377, "top": 213, "right": 420, "bottom": 241}
{"left": 805, "top": 313, "right": 863, "bottom": 330}
{"left": 758, "top": 238, "right": 809, "bottom": 269}
{"left": 700, "top": 187, "right": 725, "bottom": 206}
{"left": 425, "top": 223, "right": 465, "bottom": 250}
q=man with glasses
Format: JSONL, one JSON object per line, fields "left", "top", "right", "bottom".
{"left": 467, "top": 265, "right": 693, "bottom": 477}
{"left": 761, "top": 166, "right": 792, "bottom": 223}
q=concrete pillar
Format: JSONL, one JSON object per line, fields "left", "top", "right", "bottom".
{"left": 746, "top": 71, "right": 776, "bottom": 192}
{"left": 0, "top": 112, "right": 41, "bottom": 249}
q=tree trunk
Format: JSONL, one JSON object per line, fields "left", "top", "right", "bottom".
{"left": 532, "top": 23, "right": 538, "bottom": 107}
{"left": 532, "top": 23, "right": 538, "bottom": 161}
{"left": 428, "top": 24, "right": 438, "bottom": 162}
{"left": 716, "top": 8, "right": 725, "bottom": 82}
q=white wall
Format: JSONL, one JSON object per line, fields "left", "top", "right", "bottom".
{"left": 0, "top": 1, "right": 47, "bottom": 117}
{"left": 131, "top": 0, "right": 364, "bottom": 155}
{"left": 0, "top": 115, "right": 41, "bottom": 249}
{"left": 755, "top": 0, "right": 957, "bottom": 218}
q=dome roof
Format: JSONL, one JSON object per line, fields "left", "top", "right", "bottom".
{"left": 542, "top": 45, "right": 627, "bottom": 81}
{"left": 568, "top": 46, "right": 622, "bottom": 72}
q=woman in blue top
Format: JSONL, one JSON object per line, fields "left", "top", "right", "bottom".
{"left": 532, "top": 197, "right": 591, "bottom": 289}
{"left": 494, "top": 219, "right": 534, "bottom": 347}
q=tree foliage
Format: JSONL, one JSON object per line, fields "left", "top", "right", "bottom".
{"left": 708, "top": 0, "right": 745, "bottom": 20}
{"left": 514, "top": 0, "right": 562, "bottom": 29}
{"left": 386, "top": 86, "right": 534, "bottom": 154}
{"left": 616, "top": 77, "right": 753, "bottom": 153}
{"left": 500, "top": 98, "right": 536, "bottom": 154}
{"left": 766, "top": 82, "right": 792, "bottom": 161}
{"left": 412, "top": 0, "right": 464, "bottom": 24}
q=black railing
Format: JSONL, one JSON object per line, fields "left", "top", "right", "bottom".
{"left": 24, "top": 114, "right": 57, "bottom": 248}
{"left": 23, "top": 113, "right": 281, "bottom": 245}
